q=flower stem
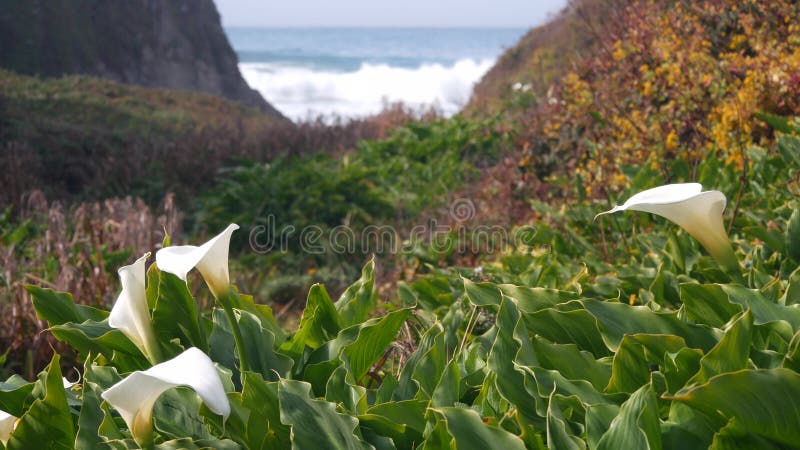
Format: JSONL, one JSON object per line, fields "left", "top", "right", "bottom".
{"left": 216, "top": 289, "right": 249, "bottom": 373}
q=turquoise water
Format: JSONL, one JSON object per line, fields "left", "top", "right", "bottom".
{"left": 225, "top": 27, "right": 526, "bottom": 119}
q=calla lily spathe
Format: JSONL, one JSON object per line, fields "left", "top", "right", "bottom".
{"left": 0, "top": 410, "right": 16, "bottom": 444}
{"left": 101, "top": 347, "right": 230, "bottom": 445}
{"left": 597, "top": 183, "right": 739, "bottom": 273}
{"left": 109, "top": 253, "right": 162, "bottom": 363}
{"left": 156, "top": 224, "right": 239, "bottom": 297}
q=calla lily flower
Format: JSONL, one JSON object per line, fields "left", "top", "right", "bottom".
{"left": 101, "top": 347, "right": 230, "bottom": 446}
{"left": 597, "top": 183, "right": 739, "bottom": 273}
{"left": 109, "top": 253, "right": 162, "bottom": 363}
{"left": 156, "top": 224, "right": 239, "bottom": 297}
{"left": 0, "top": 410, "right": 16, "bottom": 444}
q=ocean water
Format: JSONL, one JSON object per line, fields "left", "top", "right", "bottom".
{"left": 225, "top": 28, "right": 526, "bottom": 120}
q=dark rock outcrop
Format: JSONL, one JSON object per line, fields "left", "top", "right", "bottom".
{"left": 0, "top": 0, "right": 283, "bottom": 117}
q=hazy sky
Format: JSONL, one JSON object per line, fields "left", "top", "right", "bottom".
{"left": 215, "top": 0, "right": 568, "bottom": 28}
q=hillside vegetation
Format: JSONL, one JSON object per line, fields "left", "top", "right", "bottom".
{"left": 471, "top": 0, "right": 800, "bottom": 207}
{"left": 2, "top": 0, "right": 800, "bottom": 447}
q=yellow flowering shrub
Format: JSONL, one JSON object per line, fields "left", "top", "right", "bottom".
{"left": 510, "top": 0, "right": 800, "bottom": 199}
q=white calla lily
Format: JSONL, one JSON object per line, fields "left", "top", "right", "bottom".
{"left": 156, "top": 224, "right": 239, "bottom": 297}
{"left": 0, "top": 410, "right": 16, "bottom": 444}
{"left": 101, "top": 347, "right": 230, "bottom": 446}
{"left": 597, "top": 183, "right": 739, "bottom": 273}
{"left": 109, "top": 253, "right": 162, "bottom": 363}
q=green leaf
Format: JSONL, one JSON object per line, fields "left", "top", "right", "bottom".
{"left": 282, "top": 284, "right": 340, "bottom": 361}
{"left": 341, "top": 308, "right": 410, "bottom": 383}
{"left": 335, "top": 259, "right": 377, "bottom": 328}
{"left": 596, "top": 383, "right": 662, "bottom": 450}
{"left": 788, "top": 206, "right": 800, "bottom": 262}
{"left": 7, "top": 353, "right": 75, "bottom": 450}
{"left": 708, "top": 418, "right": 783, "bottom": 450}
{"left": 547, "top": 389, "right": 586, "bottom": 450}
{"left": 153, "top": 387, "right": 213, "bottom": 441}
{"left": 531, "top": 338, "right": 611, "bottom": 391}
{"left": 326, "top": 366, "right": 367, "bottom": 415}
{"left": 150, "top": 268, "right": 207, "bottom": 353}
{"left": 522, "top": 308, "right": 611, "bottom": 358}
{"left": 431, "top": 358, "right": 461, "bottom": 407}
{"left": 487, "top": 297, "right": 539, "bottom": 424}
{"left": 606, "top": 334, "right": 691, "bottom": 394}
{"left": 27, "top": 286, "right": 107, "bottom": 325}
{"left": 242, "top": 372, "right": 291, "bottom": 450}
{"left": 582, "top": 300, "right": 719, "bottom": 352}
{"left": 670, "top": 368, "right": 800, "bottom": 447}
{"left": 236, "top": 310, "right": 294, "bottom": 381}
{"left": 392, "top": 323, "right": 444, "bottom": 401}
{"left": 690, "top": 311, "right": 753, "bottom": 384}
{"left": 361, "top": 400, "right": 428, "bottom": 449}
{"left": 48, "top": 321, "right": 148, "bottom": 372}
{"left": 77, "top": 361, "right": 122, "bottom": 449}
{"left": 680, "top": 284, "right": 742, "bottom": 328}
{"left": 277, "top": 379, "right": 373, "bottom": 450}
{"left": 463, "top": 278, "right": 576, "bottom": 310}
{"left": 432, "top": 406, "right": 527, "bottom": 450}
{"left": 755, "top": 111, "right": 795, "bottom": 134}
{"left": 0, "top": 375, "right": 34, "bottom": 417}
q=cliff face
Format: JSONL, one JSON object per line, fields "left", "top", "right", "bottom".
{"left": 0, "top": 0, "right": 283, "bottom": 117}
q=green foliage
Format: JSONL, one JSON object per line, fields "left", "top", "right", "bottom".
{"left": 198, "top": 116, "right": 507, "bottom": 300}
{"left": 8, "top": 119, "right": 800, "bottom": 448}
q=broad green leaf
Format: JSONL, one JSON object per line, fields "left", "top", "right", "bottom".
{"left": 788, "top": 206, "right": 800, "bottom": 262}
{"left": 151, "top": 269, "right": 207, "bottom": 353}
{"left": 241, "top": 372, "right": 290, "bottom": 450}
{"left": 363, "top": 399, "right": 428, "bottom": 447}
{"left": 27, "top": 285, "right": 107, "bottom": 325}
{"left": 341, "top": 308, "right": 410, "bottom": 382}
{"left": 708, "top": 418, "right": 782, "bottom": 450}
{"left": 393, "top": 323, "right": 444, "bottom": 401}
{"left": 326, "top": 366, "right": 367, "bottom": 415}
{"left": 581, "top": 300, "right": 719, "bottom": 352}
{"left": 522, "top": 367, "right": 617, "bottom": 412}
{"left": 77, "top": 362, "right": 122, "bottom": 449}
{"left": 432, "top": 406, "right": 526, "bottom": 450}
{"left": 464, "top": 278, "right": 576, "bottom": 311}
{"left": 690, "top": 311, "right": 753, "bottom": 384}
{"left": 336, "top": 259, "right": 377, "bottom": 328}
{"left": 281, "top": 284, "right": 340, "bottom": 361}
{"left": 277, "top": 379, "right": 373, "bottom": 450}
{"left": 463, "top": 278, "right": 502, "bottom": 306}
{"left": 487, "top": 297, "right": 539, "bottom": 424}
{"left": 585, "top": 404, "right": 619, "bottom": 450}
{"left": 547, "top": 389, "right": 586, "bottom": 450}
{"left": 680, "top": 284, "right": 742, "bottom": 328}
{"left": 531, "top": 338, "right": 611, "bottom": 391}
{"left": 498, "top": 284, "right": 578, "bottom": 313}
{"left": 596, "top": 383, "right": 662, "bottom": 450}
{"left": 670, "top": 368, "right": 800, "bottom": 447}
{"left": 154, "top": 438, "right": 240, "bottom": 449}
{"left": 0, "top": 375, "right": 33, "bottom": 417}
{"left": 718, "top": 285, "right": 800, "bottom": 329}
{"left": 229, "top": 290, "right": 285, "bottom": 343}
{"left": 236, "top": 310, "right": 294, "bottom": 381}
{"left": 522, "top": 308, "right": 611, "bottom": 358}
{"left": 431, "top": 358, "right": 460, "bottom": 407}
{"left": 49, "top": 321, "right": 148, "bottom": 372}
{"left": 606, "top": 334, "right": 690, "bottom": 394}
{"left": 153, "top": 388, "right": 213, "bottom": 441}
{"left": 7, "top": 353, "right": 75, "bottom": 450}
{"left": 208, "top": 309, "right": 236, "bottom": 377}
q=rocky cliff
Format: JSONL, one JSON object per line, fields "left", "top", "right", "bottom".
{"left": 0, "top": 0, "right": 283, "bottom": 117}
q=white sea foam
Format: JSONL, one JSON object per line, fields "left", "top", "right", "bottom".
{"left": 240, "top": 58, "right": 495, "bottom": 121}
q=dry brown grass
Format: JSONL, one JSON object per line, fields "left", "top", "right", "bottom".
{"left": 0, "top": 191, "right": 181, "bottom": 378}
